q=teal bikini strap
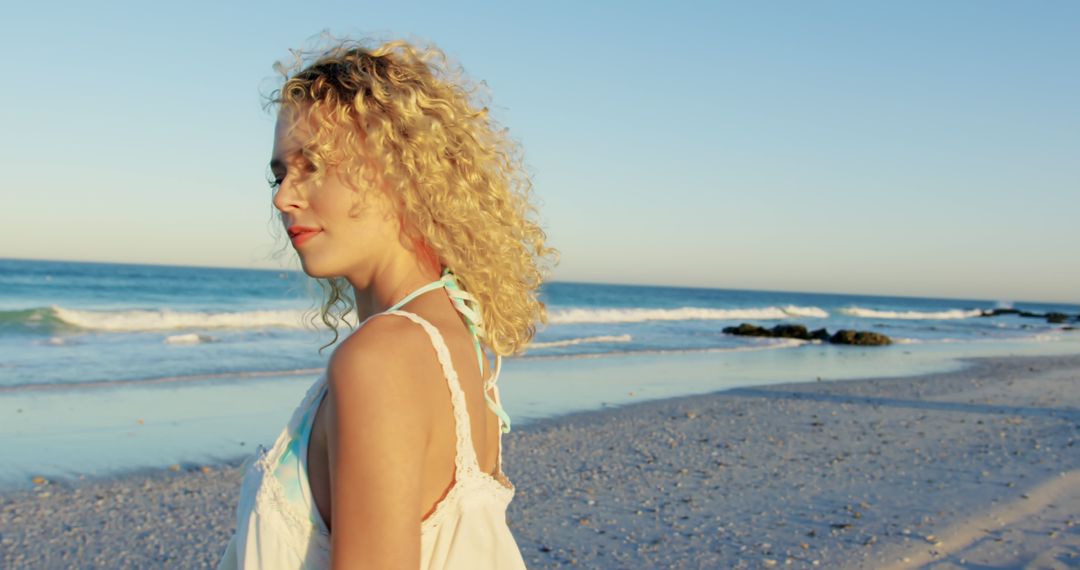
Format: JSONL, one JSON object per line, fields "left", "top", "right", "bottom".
{"left": 383, "top": 267, "right": 512, "bottom": 433}
{"left": 384, "top": 277, "right": 449, "bottom": 313}
{"left": 440, "top": 267, "right": 513, "bottom": 434}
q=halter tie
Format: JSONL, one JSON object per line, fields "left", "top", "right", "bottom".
{"left": 384, "top": 267, "right": 512, "bottom": 433}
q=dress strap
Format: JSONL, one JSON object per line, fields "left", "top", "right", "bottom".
{"left": 365, "top": 266, "right": 513, "bottom": 435}
{"left": 439, "top": 268, "right": 513, "bottom": 434}
{"left": 383, "top": 309, "right": 483, "bottom": 477}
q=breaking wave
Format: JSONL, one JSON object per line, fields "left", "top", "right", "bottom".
{"left": 838, "top": 306, "right": 985, "bottom": 320}
{"left": 0, "top": 305, "right": 308, "bottom": 333}
{"left": 548, "top": 305, "right": 829, "bottom": 324}
{"left": 527, "top": 334, "right": 633, "bottom": 349}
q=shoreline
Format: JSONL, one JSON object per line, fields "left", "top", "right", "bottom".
{"left": 5, "top": 333, "right": 1080, "bottom": 491}
{"left": 2, "top": 352, "right": 1078, "bottom": 568}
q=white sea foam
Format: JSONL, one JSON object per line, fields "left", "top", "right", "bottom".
{"left": 897, "top": 334, "right": 1062, "bottom": 345}
{"left": 781, "top": 305, "right": 830, "bottom": 318}
{"left": 0, "top": 367, "right": 325, "bottom": 393}
{"left": 838, "top": 306, "right": 984, "bottom": 320}
{"left": 517, "top": 336, "right": 815, "bottom": 361}
{"left": 527, "top": 334, "right": 633, "bottom": 349}
{"left": 548, "top": 305, "right": 829, "bottom": 324}
{"left": 164, "top": 333, "right": 218, "bottom": 344}
{"left": 44, "top": 304, "right": 832, "bottom": 330}
{"left": 50, "top": 305, "right": 308, "bottom": 331}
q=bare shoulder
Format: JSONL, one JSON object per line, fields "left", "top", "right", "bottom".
{"left": 330, "top": 313, "right": 425, "bottom": 370}
{"left": 322, "top": 313, "right": 431, "bottom": 566}
{"left": 325, "top": 313, "right": 432, "bottom": 421}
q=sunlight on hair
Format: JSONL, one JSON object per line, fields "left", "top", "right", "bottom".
{"left": 261, "top": 30, "right": 560, "bottom": 355}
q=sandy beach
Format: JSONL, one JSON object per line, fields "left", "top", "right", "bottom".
{"left": 1, "top": 351, "right": 1077, "bottom": 569}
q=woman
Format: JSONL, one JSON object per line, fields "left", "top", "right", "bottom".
{"left": 218, "top": 35, "right": 558, "bottom": 569}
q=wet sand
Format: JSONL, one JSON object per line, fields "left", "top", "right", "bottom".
{"left": 2, "top": 352, "right": 1078, "bottom": 569}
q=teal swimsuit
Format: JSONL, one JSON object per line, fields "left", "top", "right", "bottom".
{"left": 269, "top": 266, "right": 512, "bottom": 532}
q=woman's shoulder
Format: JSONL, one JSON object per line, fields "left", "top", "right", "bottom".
{"left": 323, "top": 313, "right": 434, "bottom": 439}
{"left": 328, "top": 313, "right": 432, "bottom": 388}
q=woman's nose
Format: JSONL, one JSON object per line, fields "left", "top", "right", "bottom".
{"left": 272, "top": 179, "right": 304, "bottom": 213}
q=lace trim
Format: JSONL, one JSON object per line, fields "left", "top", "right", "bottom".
{"left": 384, "top": 311, "right": 481, "bottom": 476}
{"left": 251, "top": 441, "right": 331, "bottom": 543}
{"left": 420, "top": 472, "right": 515, "bottom": 536}
{"left": 250, "top": 434, "right": 514, "bottom": 541}
{"left": 241, "top": 374, "right": 333, "bottom": 543}
{"left": 240, "top": 330, "right": 517, "bottom": 543}
{"left": 383, "top": 310, "right": 518, "bottom": 536}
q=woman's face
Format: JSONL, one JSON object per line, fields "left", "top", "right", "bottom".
{"left": 270, "top": 105, "right": 401, "bottom": 280}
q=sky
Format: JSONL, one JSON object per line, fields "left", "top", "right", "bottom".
{"left": 2, "top": 1, "right": 1078, "bottom": 304}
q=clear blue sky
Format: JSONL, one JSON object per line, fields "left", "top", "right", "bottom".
{"left": 3, "top": 1, "right": 1077, "bottom": 303}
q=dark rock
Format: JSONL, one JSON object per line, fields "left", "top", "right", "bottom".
{"left": 723, "top": 323, "right": 891, "bottom": 346}
{"left": 722, "top": 323, "right": 773, "bottom": 337}
{"left": 770, "top": 324, "right": 811, "bottom": 340}
{"left": 829, "top": 330, "right": 892, "bottom": 346}
{"left": 722, "top": 323, "right": 814, "bottom": 341}
{"left": 978, "top": 308, "right": 1020, "bottom": 317}
{"left": 979, "top": 308, "right": 1079, "bottom": 322}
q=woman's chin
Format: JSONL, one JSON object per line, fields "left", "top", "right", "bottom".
{"left": 297, "top": 258, "right": 333, "bottom": 279}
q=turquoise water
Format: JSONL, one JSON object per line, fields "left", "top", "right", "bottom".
{"left": 1, "top": 257, "right": 1078, "bottom": 489}
{"left": 3, "top": 257, "right": 1076, "bottom": 391}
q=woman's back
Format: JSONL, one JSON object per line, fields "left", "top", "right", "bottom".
{"left": 217, "top": 274, "right": 529, "bottom": 569}
{"left": 305, "top": 299, "right": 509, "bottom": 528}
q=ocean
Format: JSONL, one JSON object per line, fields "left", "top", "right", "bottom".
{"left": 2, "top": 257, "right": 1078, "bottom": 488}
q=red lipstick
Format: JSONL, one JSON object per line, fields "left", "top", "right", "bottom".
{"left": 287, "top": 225, "right": 321, "bottom": 246}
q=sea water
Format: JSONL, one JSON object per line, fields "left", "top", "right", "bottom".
{"left": 1, "top": 257, "right": 1078, "bottom": 488}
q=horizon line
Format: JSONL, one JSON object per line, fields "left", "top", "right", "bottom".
{"left": 2, "top": 255, "right": 1076, "bottom": 308}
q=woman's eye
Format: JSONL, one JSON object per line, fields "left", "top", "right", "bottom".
{"left": 265, "top": 165, "right": 283, "bottom": 188}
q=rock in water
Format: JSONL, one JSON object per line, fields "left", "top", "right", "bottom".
{"left": 723, "top": 323, "right": 892, "bottom": 346}
{"left": 829, "top": 330, "right": 892, "bottom": 345}
{"left": 722, "top": 323, "right": 772, "bottom": 337}
{"left": 770, "top": 324, "right": 811, "bottom": 340}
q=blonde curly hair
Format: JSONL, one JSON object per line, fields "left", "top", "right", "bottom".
{"left": 262, "top": 32, "right": 560, "bottom": 356}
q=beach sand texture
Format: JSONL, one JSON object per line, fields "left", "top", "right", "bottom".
{"left": 1, "top": 353, "right": 1077, "bottom": 569}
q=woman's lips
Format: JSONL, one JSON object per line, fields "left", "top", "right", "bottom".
{"left": 287, "top": 225, "right": 319, "bottom": 246}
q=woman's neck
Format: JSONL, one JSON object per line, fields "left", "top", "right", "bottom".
{"left": 351, "top": 261, "right": 442, "bottom": 323}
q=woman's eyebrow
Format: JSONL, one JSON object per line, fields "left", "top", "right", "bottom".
{"left": 269, "top": 149, "right": 304, "bottom": 173}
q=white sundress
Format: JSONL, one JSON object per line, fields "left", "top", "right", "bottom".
{"left": 216, "top": 270, "right": 528, "bottom": 569}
